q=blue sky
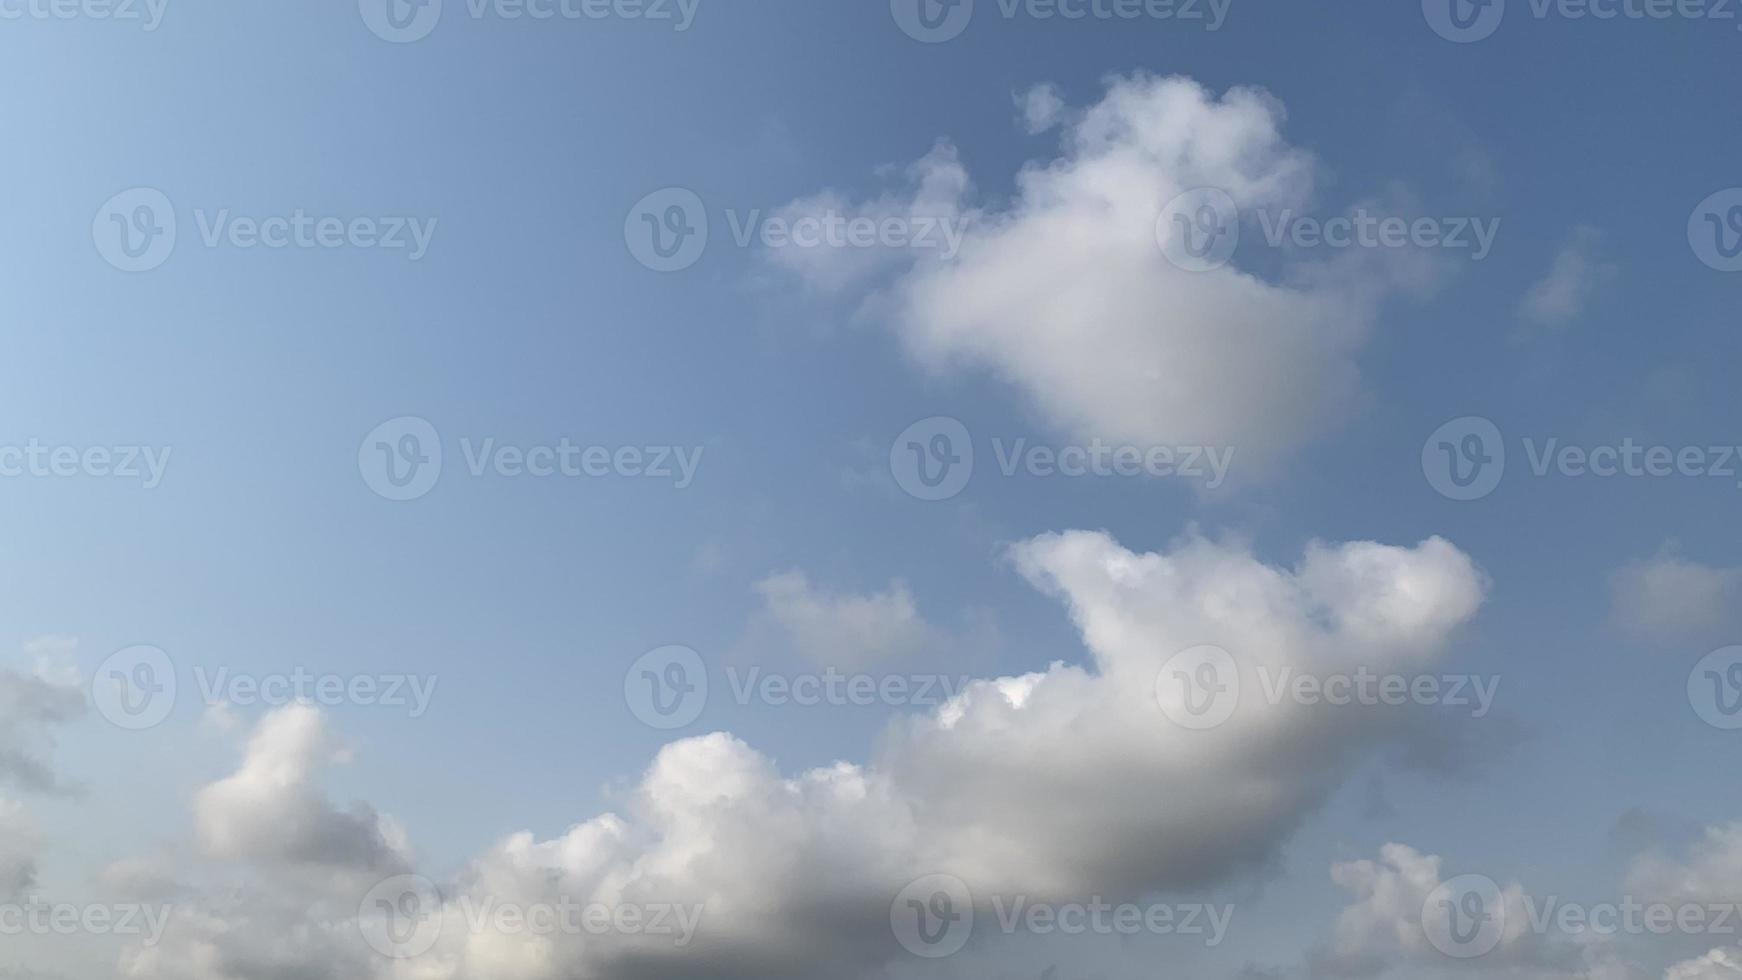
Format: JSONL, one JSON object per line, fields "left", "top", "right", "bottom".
{"left": 3, "top": 2, "right": 1742, "bottom": 979}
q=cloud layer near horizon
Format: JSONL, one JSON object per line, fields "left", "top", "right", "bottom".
{"left": 112, "top": 530, "right": 1486, "bottom": 980}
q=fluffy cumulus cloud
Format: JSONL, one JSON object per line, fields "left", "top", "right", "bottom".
{"left": 1312, "top": 843, "right": 1649, "bottom": 980}
{"left": 118, "top": 706, "right": 412, "bottom": 980}
{"left": 874, "top": 532, "right": 1484, "bottom": 900}
{"left": 394, "top": 532, "right": 1482, "bottom": 980}
{"left": 193, "top": 703, "right": 410, "bottom": 873}
{"left": 104, "top": 531, "right": 1485, "bottom": 980}
{"left": 1611, "top": 549, "right": 1742, "bottom": 644}
{"left": 1316, "top": 843, "right": 1553, "bottom": 977}
{"left": 766, "top": 75, "right": 1447, "bottom": 473}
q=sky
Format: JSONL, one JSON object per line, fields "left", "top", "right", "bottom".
{"left": 2, "top": 0, "right": 1742, "bottom": 978}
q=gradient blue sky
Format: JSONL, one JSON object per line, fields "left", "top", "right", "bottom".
{"left": 3, "top": 1, "right": 1741, "bottom": 978}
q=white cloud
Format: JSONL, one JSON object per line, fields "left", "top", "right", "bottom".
{"left": 1318, "top": 843, "right": 1540, "bottom": 974}
{"left": 1626, "top": 822, "right": 1742, "bottom": 905}
{"left": 1611, "top": 550, "right": 1742, "bottom": 643}
{"left": 119, "top": 708, "right": 417, "bottom": 980}
{"left": 100, "top": 532, "right": 1487, "bottom": 980}
{"left": 0, "top": 797, "right": 41, "bottom": 899}
{"left": 1017, "top": 83, "right": 1066, "bottom": 134}
{"left": 118, "top": 893, "right": 380, "bottom": 980}
{"left": 0, "top": 638, "right": 85, "bottom": 795}
{"left": 881, "top": 532, "right": 1484, "bottom": 898}
{"left": 761, "top": 144, "right": 971, "bottom": 295}
{"left": 96, "top": 854, "right": 187, "bottom": 903}
{"left": 1666, "top": 948, "right": 1742, "bottom": 980}
{"left": 417, "top": 532, "right": 1482, "bottom": 979}
{"left": 193, "top": 704, "right": 409, "bottom": 874}
{"left": 768, "top": 75, "right": 1448, "bottom": 475}
{"left": 751, "top": 570, "right": 948, "bottom": 670}
{"left": 1314, "top": 843, "right": 1646, "bottom": 980}
{"left": 1518, "top": 226, "right": 1616, "bottom": 331}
